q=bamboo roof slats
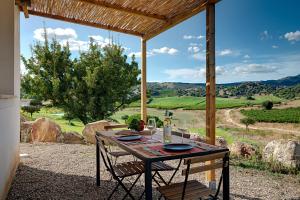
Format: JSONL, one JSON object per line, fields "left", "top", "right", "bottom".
{"left": 16, "top": 0, "right": 220, "bottom": 40}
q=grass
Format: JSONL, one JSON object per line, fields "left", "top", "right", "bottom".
{"left": 241, "top": 107, "right": 300, "bottom": 123}
{"left": 130, "top": 95, "right": 283, "bottom": 110}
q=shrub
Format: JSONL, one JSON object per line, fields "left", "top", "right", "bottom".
{"left": 29, "top": 99, "right": 42, "bottom": 106}
{"left": 121, "top": 115, "right": 129, "bottom": 120}
{"left": 262, "top": 100, "right": 273, "bottom": 110}
{"left": 126, "top": 114, "right": 163, "bottom": 128}
{"left": 246, "top": 96, "right": 255, "bottom": 100}
{"left": 22, "top": 105, "right": 40, "bottom": 119}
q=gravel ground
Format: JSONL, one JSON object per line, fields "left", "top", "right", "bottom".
{"left": 7, "top": 143, "right": 300, "bottom": 200}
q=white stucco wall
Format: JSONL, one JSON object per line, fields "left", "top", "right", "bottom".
{"left": 0, "top": 0, "right": 20, "bottom": 198}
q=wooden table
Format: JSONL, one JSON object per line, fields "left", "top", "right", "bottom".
{"left": 96, "top": 130, "right": 230, "bottom": 200}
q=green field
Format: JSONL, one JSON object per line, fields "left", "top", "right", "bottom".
{"left": 21, "top": 95, "right": 284, "bottom": 133}
{"left": 130, "top": 95, "right": 283, "bottom": 110}
{"left": 241, "top": 107, "right": 300, "bottom": 123}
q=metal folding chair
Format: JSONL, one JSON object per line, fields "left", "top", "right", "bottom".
{"left": 158, "top": 152, "right": 230, "bottom": 200}
{"left": 95, "top": 135, "right": 177, "bottom": 200}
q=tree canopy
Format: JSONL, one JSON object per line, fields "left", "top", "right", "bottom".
{"left": 21, "top": 29, "right": 140, "bottom": 125}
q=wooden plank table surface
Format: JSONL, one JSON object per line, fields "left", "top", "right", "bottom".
{"left": 96, "top": 130, "right": 230, "bottom": 200}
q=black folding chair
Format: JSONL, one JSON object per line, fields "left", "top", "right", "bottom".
{"left": 95, "top": 135, "right": 177, "bottom": 200}
{"left": 158, "top": 152, "right": 229, "bottom": 200}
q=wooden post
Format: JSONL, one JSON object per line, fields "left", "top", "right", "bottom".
{"left": 141, "top": 38, "right": 147, "bottom": 122}
{"left": 205, "top": 2, "right": 216, "bottom": 185}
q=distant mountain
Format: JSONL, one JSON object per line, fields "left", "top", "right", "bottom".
{"left": 261, "top": 74, "right": 300, "bottom": 86}
{"left": 147, "top": 74, "right": 300, "bottom": 99}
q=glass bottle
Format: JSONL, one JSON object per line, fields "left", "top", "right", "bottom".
{"left": 163, "top": 111, "right": 172, "bottom": 143}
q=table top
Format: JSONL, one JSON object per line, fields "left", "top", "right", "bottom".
{"left": 96, "top": 130, "right": 229, "bottom": 162}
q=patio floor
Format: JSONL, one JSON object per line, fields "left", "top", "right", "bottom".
{"left": 7, "top": 143, "right": 300, "bottom": 200}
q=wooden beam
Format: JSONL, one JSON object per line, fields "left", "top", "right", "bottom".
{"left": 18, "top": 9, "right": 143, "bottom": 37}
{"left": 141, "top": 38, "right": 147, "bottom": 122}
{"left": 144, "top": 0, "right": 220, "bottom": 41}
{"left": 22, "top": 1, "right": 29, "bottom": 18}
{"left": 205, "top": 2, "right": 216, "bottom": 183}
{"left": 15, "top": 0, "right": 30, "bottom": 18}
{"left": 79, "top": 0, "right": 167, "bottom": 21}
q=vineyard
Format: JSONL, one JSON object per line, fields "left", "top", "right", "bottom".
{"left": 241, "top": 107, "right": 300, "bottom": 123}
{"left": 130, "top": 95, "right": 283, "bottom": 110}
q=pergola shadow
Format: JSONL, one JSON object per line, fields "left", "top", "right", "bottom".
{"left": 7, "top": 164, "right": 155, "bottom": 200}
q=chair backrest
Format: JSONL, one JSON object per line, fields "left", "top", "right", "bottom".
{"left": 172, "top": 131, "right": 191, "bottom": 139}
{"left": 95, "top": 135, "right": 118, "bottom": 178}
{"left": 182, "top": 151, "right": 229, "bottom": 175}
{"left": 180, "top": 151, "right": 229, "bottom": 200}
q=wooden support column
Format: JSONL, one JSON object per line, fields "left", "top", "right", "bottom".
{"left": 141, "top": 38, "right": 147, "bottom": 122}
{"left": 205, "top": 2, "right": 216, "bottom": 184}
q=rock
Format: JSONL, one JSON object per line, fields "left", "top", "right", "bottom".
{"left": 20, "top": 114, "right": 27, "bottom": 123}
{"left": 263, "top": 139, "right": 300, "bottom": 168}
{"left": 31, "top": 117, "right": 62, "bottom": 142}
{"left": 63, "top": 132, "right": 85, "bottom": 144}
{"left": 82, "top": 120, "right": 111, "bottom": 144}
{"left": 20, "top": 121, "right": 33, "bottom": 142}
{"left": 216, "top": 136, "right": 228, "bottom": 148}
{"left": 230, "top": 142, "right": 256, "bottom": 157}
{"left": 193, "top": 135, "right": 228, "bottom": 148}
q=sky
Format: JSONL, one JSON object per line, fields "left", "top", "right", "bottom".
{"left": 20, "top": 0, "right": 300, "bottom": 84}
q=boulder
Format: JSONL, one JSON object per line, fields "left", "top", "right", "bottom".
{"left": 263, "top": 140, "right": 300, "bottom": 168}
{"left": 20, "top": 114, "right": 27, "bottom": 123}
{"left": 82, "top": 120, "right": 111, "bottom": 144}
{"left": 216, "top": 136, "right": 228, "bottom": 148}
{"left": 20, "top": 121, "right": 33, "bottom": 142}
{"left": 193, "top": 135, "right": 228, "bottom": 148}
{"left": 63, "top": 132, "right": 85, "bottom": 144}
{"left": 230, "top": 142, "right": 256, "bottom": 157}
{"left": 31, "top": 117, "right": 62, "bottom": 142}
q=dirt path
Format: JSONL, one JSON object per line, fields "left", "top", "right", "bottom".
{"left": 225, "top": 109, "right": 300, "bottom": 134}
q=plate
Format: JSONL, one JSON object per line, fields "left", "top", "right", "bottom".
{"left": 117, "top": 135, "right": 142, "bottom": 141}
{"left": 163, "top": 143, "right": 193, "bottom": 151}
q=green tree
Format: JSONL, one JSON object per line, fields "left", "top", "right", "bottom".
{"left": 21, "top": 27, "right": 73, "bottom": 105}
{"left": 21, "top": 99, "right": 42, "bottom": 119}
{"left": 262, "top": 100, "right": 273, "bottom": 110}
{"left": 64, "top": 40, "right": 140, "bottom": 124}
{"left": 240, "top": 118, "right": 256, "bottom": 133}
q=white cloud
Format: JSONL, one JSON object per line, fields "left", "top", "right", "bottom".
{"left": 260, "top": 30, "right": 272, "bottom": 40}
{"left": 20, "top": 59, "right": 26, "bottom": 74}
{"left": 244, "top": 54, "right": 250, "bottom": 59}
{"left": 128, "top": 46, "right": 178, "bottom": 58}
{"left": 188, "top": 46, "right": 201, "bottom": 53}
{"left": 163, "top": 66, "right": 225, "bottom": 81}
{"left": 192, "top": 52, "right": 206, "bottom": 61}
{"left": 34, "top": 28, "right": 77, "bottom": 41}
{"left": 218, "top": 49, "right": 233, "bottom": 56}
{"left": 183, "top": 35, "right": 205, "bottom": 40}
{"left": 164, "top": 68, "right": 203, "bottom": 80}
{"left": 152, "top": 47, "right": 178, "bottom": 55}
{"left": 284, "top": 30, "right": 300, "bottom": 42}
{"left": 234, "top": 63, "right": 278, "bottom": 74}
{"left": 272, "top": 45, "right": 279, "bottom": 49}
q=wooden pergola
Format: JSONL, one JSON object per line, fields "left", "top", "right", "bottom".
{"left": 16, "top": 0, "right": 220, "bottom": 185}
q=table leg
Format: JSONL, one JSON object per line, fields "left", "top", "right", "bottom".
{"left": 223, "top": 153, "right": 230, "bottom": 200}
{"left": 96, "top": 141, "right": 100, "bottom": 186}
{"left": 145, "top": 160, "right": 152, "bottom": 200}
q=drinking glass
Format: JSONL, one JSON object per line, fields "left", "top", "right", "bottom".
{"left": 147, "top": 118, "right": 156, "bottom": 141}
{"left": 178, "top": 119, "right": 188, "bottom": 143}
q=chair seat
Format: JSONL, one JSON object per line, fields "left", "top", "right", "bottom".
{"left": 108, "top": 151, "right": 131, "bottom": 158}
{"left": 113, "top": 161, "right": 175, "bottom": 178}
{"left": 158, "top": 180, "right": 216, "bottom": 200}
